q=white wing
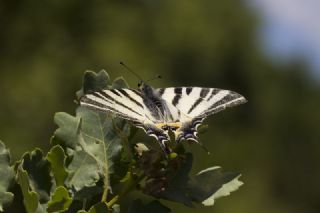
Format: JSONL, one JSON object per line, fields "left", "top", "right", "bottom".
{"left": 158, "top": 87, "right": 246, "bottom": 119}
{"left": 80, "top": 89, "right": 148, "bottom": 122}
{"left": 157, "top": 87, "right": 247, "bottom": 143}
{"left": 80, "top": 89, "right": 171, "bottom": 152}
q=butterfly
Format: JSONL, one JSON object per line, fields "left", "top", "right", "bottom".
{"left": 79, "top": 79, "right": 247, "bottom": 153}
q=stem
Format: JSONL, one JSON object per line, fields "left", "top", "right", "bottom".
{"left": 101, "top": 141, "right": 109, "bottom": 202}
{"left": 101, "top": 164, "right": 109, "bottom": 202}
{"left": 101, "top": 184, "right": 108, "bottom": 203}
{"left": 106, "top": 195, "right": 119, "bottom": 208}
{"left": 120, "top": 172, "right": 145, "bottom": 196}
{"left": 106, "top": 172, "right": 146, "bottom": 208}
{"left": 82, "top": 199, "right": 87, "bottom": 210}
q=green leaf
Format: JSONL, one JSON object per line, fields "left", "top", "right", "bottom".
{"left": 21, "top": 149, "right": 53, "bottom": 203}
{"left": 73, "top": 107, "right": 130, "bottom": 198}
{"left": 188, "top": 167, "right": 243, "bottom": 206}
{"left": 88, "top": 202, "right": 109, "bottom": 213}
{"left": 77, "top": 107, "right": 131, "bottom": 173}
{"left": 0, "top": 141, "right": 14, "bottom": 212}
{"left": 54, "top": 71, "right": 132, "bottom": 199}
{"left": 128, "top": 199, "right": 171, "bottom": 213}
{"left": 65, "top": 150, "right": 100, "bottom": 193}
{"left": 62, "top": 200, "right": 85, "bottom": 213}
{"left": 112, "top": 77, "right": 129, "bottom": 89}
{"left": 53, "top": 112, "right": 81, "bottom": 149}
{"left": 46, "top": 145, "right": 68, "bottom": 186}
{"left": 76, "top": 70, "right": 111, "bottom": 98}
{"left": 16, "top": 165, "right": 46, "bottom": 213}
{"left": 53, "top": 114, "right": 102, "bottom": 199}
{"left": 47, "top": 186, "right": 72, "bottom": 212}
{"left": 148, "top": 153, "right": 243, "bottom": 207}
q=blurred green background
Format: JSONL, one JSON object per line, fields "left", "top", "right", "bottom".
{"left": 1, "top": 0, "right": 320, "bottom": 212}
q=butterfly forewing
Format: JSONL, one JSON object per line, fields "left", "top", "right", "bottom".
{"left": 158, "top": 87, "right": 246, "bottom": 118}
{"left": 157, "top": 87, "right": 246, "bottom": 143}
{"left": 80, "top": 89, "right": 146, "bottom": 122}
{"left": 80, "top": 88, "right": 171, "bottom": 151}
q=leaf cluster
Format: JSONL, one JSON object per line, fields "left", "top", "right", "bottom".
{"left": 0, "top": 71, "right": 242, "bottom": 212}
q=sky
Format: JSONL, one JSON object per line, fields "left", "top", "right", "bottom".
{"left": 249, "top": 0, "right": 320, "bottom": 75}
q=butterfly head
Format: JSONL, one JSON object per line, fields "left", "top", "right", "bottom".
{"left": 138, "top": 82, "right": 155, "bottom": 96}
{"left": 138, "top": 75, "right": 162, "bottom": 94}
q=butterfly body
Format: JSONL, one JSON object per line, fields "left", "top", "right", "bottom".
{"left": 80, "top": 83, "right": 246, "bottom": 153}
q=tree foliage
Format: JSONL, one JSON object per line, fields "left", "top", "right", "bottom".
{"left": 0, "top": 71, "right": 242, "bottom": 212}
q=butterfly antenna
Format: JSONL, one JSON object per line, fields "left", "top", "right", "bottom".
{"left": 146, "top": 75, "right": 162, "bottom": 83}
{"left": 120, "top": 61, "right": 143, "bottom": 82}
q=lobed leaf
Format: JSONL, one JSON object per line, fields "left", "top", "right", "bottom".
{"left": 148, "top": 152, "right": 243, "bottom": 207}
{"left": 53, "top": 71, "right": 132, "bottom": 199}
{"left": 111, "top": 77, "right": 129, "bottom": 89}
{"left": 0, "top": 141, "right": 14, "bottom": 212}
{"left": 47, "top": 186, "right": 72, "bottom": 212}
{"left": 76, "top": 107, "right": 130, "bottom": 174}
{"left": 46, "top": 145, "right": 68, "bottom": 186}
{"left": 76, "top": 70, "right": 111, "bottom": 98}
{"left": 16, "top": 165, "right": 46, "bottom": 213}
{"left": 53, "top": 112, "right": 81, "bottom": 149}
{"left": 65, "top": 150, "right": 100, "bottom": 193}
{"left": 21, "top": 149, "right": 53, "bottom": 203}
{"left": 88, "top": 202, "right": 109, "bottom": 213}
{"left": 189, "top": 167, "right": 243, "bottom": 206}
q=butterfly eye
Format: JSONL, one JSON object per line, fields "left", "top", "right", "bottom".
{"left": 138, "top": 83, "right": 141, "bottom": 87}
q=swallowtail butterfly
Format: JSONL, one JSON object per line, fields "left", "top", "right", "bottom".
{"left": 80, "top": 76, "right": 247, "bottom": 153}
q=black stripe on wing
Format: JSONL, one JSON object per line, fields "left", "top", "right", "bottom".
{"left": 188, "top": 98, "right": 203, "bottom": 114}
{"left": 203, "top": 91, "right": 247, "bottom": 116}
{"left": 158, "top": 88, "right": 165, "bottom": 96}
{"left": 80, "top": 95, "right": 140, "bottom": 122}
{"left": 117, "top": 89, "right": 144, "bottom": 108}
{"left": 171, "top": 87, "right": 182, "bottom": 106}
{"left": 200, "top": 88, "right": 210, "bottom": 98}
{"left": 110, "top": 89, "right": 122, "bottom": 97}
{"left": 207, "top": 89, "right": 220, "bottom": 101}
{"left": 186, "top": 87, "right": 193, "bottom": 95}
{"left": 187, "top": 88, "right": 210, "bottom": 114}
{"left": 98, "top": 90, "right": 143, "bottom": 117}
{"left": 172, "top": 95, "right": 181, "bottom": 106}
